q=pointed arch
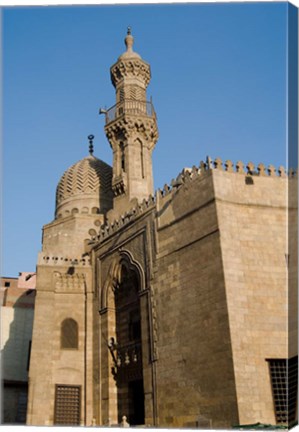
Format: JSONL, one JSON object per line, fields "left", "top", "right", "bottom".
{"left": 100, "top": 249, "right": 145, "bottom": 311}
{"left": 119, "top": 249, "right": 145, "bottom": 291}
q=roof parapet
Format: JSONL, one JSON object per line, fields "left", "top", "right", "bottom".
{"left": 90, "top": 157, "right": 296, "bottom": 245}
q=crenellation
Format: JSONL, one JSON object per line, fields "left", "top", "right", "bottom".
{"left": 97, "top": 195, "right": 156, "bottom": 242}
{"left": 257, "top": 163, "right": 266, "bottom": 176}
{"left": 97, "top": 156, "right": 292, "bottom": 245}
{"left": 246, "top": 162, "right": 255, "bottom": 175}
{"left": 278, "top": 166, "right": 286, "bottom": 177}
{"left": 183, "top": 170, "right": 192, "bottom": 183}
{"left": 225, "top": 160, "right": 234, "bottom": 172}
{"left": 191, "top": 165, "right": 200, "bottom": 177}
{"left": 163, "top": 183, "right": 171, "bottom": 195}
{"left": 207, "top": 157, "right": 290, "bottom": 178}
{"left": 213, "top": 157, "right": 223, "bottom": 170}
{"left": 199, "top": 160, "right": 207, "bottom": 171}
{"left": 289, "top": 167, "right": 297, "bottom": 177}
{"left": 236, "top": 160, "right": 245, "bottom": 173}
{"left": 156, "top": 188, "right": 163, "bottom": 199}
{"left": 206, "top": 156, "right": 213, "bottom": 169}
{"left": 267, "top": 165, "right": 276, "bottom": 176}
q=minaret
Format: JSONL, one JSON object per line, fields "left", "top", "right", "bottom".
{"left": 101, "top": 28, "right": 159, "bottom": 216}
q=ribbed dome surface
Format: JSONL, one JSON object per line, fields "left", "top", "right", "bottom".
{"left": 55, "top": 155, "right": 113, "bottom": 217}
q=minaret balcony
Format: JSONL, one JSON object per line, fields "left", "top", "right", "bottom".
{"left": 103, "top": 99, "right": 156, "bottom": 125}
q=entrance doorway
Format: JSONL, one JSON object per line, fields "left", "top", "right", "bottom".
{"left": 114, "top": 262, "right": 145, "bottom": 426}
{"left": 128, "top": 379, "right": 145, "bottom": 425}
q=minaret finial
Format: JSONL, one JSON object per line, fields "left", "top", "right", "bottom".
{"left": 88, "top": 134, "right": 94, "bottom": 155}
{"left": 125, "top": 26, "right": 134, "bottom": 52}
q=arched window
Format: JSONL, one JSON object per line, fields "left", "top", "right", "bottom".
{"left": 135, "top": 138, "right": 144, "bottom": 179}
{"left": 61, "top": 318, "right": 78, "bottom": 349}
{"left": 139, "top": 140, "right": 144, "bottom": 179}
{"left": 120, "top": 142, "right": 125, "bottom": 172}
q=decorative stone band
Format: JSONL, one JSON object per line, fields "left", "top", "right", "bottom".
{"left": 110, "top": 59, "right": 151, "bottom": 87}
{"left": 105, "top": 116, "right": 159, "bottom": 146}
{"left": 90, "top": 195, "right": 156, "bottom": 245}
{"left": 38, "top": 254, "right": 91, "bottom": 266}
{"left": 92, "top": 156, "right": 296, "bottom": 245}
{"left": 54, "top": 272, "right": 86, "bottom": 293}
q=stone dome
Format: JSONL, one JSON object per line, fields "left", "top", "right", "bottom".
{"left": 55, "top": 155, "right": 113, "bottom": 219}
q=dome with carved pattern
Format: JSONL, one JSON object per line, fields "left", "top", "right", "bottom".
{"left": 55, "top": 155, "right": 113, "bottom": 219}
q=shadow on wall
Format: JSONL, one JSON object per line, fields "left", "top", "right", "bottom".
{"left": 1, "top": 289, "right": 36, "bottom": 424}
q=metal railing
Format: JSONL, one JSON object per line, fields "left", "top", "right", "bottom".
{"left": 103, "top": 100, "right": 156, "bottom": 124}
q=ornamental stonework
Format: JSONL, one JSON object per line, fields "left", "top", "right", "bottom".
{"left": 56, "top": 156, "right": 113, "bottom": 205}
{"left": 53, "top": 272, "right": 86, "bottom": 293}
{"left": 110, "top": 59, "right": 151, "bottom": 87}
{"left": 105, "top": 117, "right": 159, "bottom": 147}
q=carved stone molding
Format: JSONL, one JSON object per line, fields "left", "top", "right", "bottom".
{"left": 112, "top": 176, "right": 127, "bottom": 196}
{"left": 105, "top": 117, "right": 158, "bottom": 148}
{"left": 54, "top": 272, "right": 86, "bottom": 293}
{"left": 110, "top": 59, "right": 151, "bottom": 87}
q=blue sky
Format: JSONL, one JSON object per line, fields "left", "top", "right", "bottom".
{"left": 1, "top": 2, "right": 295, "bottom": 276}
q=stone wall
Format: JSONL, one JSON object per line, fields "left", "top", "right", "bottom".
{"left": 213, "top": 166, "right": 295, "bottom": 425}
{"left": 153, "top": 169, "right": 238, "bottom": 428}
{"left": 27, "top": 263, "right": 93, "bottom": 426}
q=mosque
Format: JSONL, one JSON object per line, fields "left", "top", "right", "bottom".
{"left": 26, "top": 29, "right": 297, "bottom": 428}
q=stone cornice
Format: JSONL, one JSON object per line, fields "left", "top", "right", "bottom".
{"left": 105, "top": 116, "right": 159, "bottom": 148}
{"left": 110, "top": 58, "right": 151, "bottom": 87}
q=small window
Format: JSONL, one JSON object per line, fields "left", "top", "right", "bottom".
{"left": 120, "top": 142, "right": 125, "bottom": 172}
{"left": 267, "top": 356, "right": 298, "bottom": 424}
{"left": 61, "top": 319, "right": 78, "bottom": 349}
{"left": 4, "top": 282, "right": 10, "bottom": 287}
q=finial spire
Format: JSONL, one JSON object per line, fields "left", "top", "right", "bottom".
{"left": 125, "top": 26, "right": 134, "bottom": 52}
{"left": 88, "top": 134, "right": 94, "bottom": 155}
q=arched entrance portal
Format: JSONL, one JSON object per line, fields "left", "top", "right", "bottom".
{"left": 111, "top": 259, "right": 145, "bottom": 426}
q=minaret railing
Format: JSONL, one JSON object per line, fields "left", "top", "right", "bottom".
{"left": 104, "top": 99, "right": 156, "bottom": 124}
